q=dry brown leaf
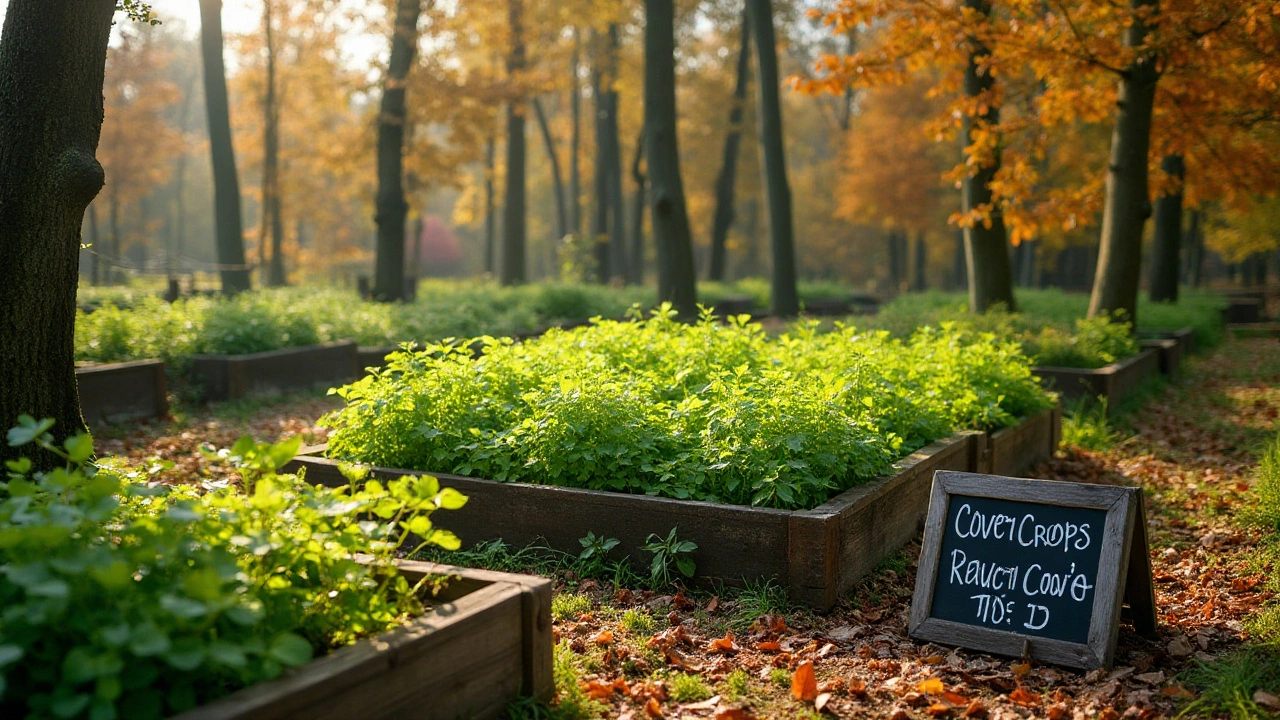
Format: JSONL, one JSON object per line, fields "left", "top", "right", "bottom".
{"left": 942, "top": 691, "right": 969, "bottom": 706}
{"left": 917, "top": 677, "right": 945, "bottom": 695}
{"left": 922, "top": 654, "right": 944, "bottom": 665}
{"left": 962, "top": 699, "right": 988, "bottom": 718}
{"left": 1255, "top": 689, "right": 1280, "bottom": 711}
{"left": 926, "top": 702, "right": 952, "bottom": 717}
{"left": 663, "top": 646, "right": 702, "bottom": 672}
{"left": 792, "top": 660, "right": 818, "bottom": 702}
{"left": 1008, "top": 687, "right": 1041, "bottom": 707}
{"left": 706, "top": 596, "right": 720, "bottom": 614}
{"left": 1162, "top": 685, "right": 1195, "bottom": 699}
{"left": 713, "top": 708, "right": 755, "bottom": 720}
{"left": 593, "top": 629, "right": 614, "bottom": 645}
{"left": 815, "top": 692, "right": 833, "bottom": 713}
{"left": 644, "top": 697, "right": 664, "bottom": 719}
{"left": 848, "top": 678, "right": 868, "bottom": 699}
{"left": 681, "top": 695, "right": 722, "bottom": 711}
{"left": 1047, "top": 702, "right": 1070, "bottom": 720}
{"left": 888, "top": 706, "right": 912, "bottom": 720}
{"left": 1011, "top": 662, "right": 1032, "bottom": 676}
{"left": 708, "top": 632, "right": 741, "bottom": 654}
{"left": 757, "top": 641, "right": 782, "bottom": 652}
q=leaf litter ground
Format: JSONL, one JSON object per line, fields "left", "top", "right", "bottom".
{"left": 97, "top": 338, "right": 1280, "bottom": 719}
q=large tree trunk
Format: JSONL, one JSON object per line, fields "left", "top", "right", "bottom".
{"left": 500, "top": 0, "right": 527, "bottom": 286}
{"left": 644, "top": 0, "right": 698, "bottom": 317}
{"left": 0, "top": 0, "right": 116, "bottom": 464}
{"left": 483, "top": 133, "right": 496, "bottom": 275}
{"left": 532, "top": 97, "right": 568, "bottom": 241}
{"left": 708, "top": 6, "right": 751, "bottom": 283}
{"left": 629, "top": 125, "right": 647, "bottom": 285}
{"left": 261, "top": 0, "right": 286, "bottom": 286}
{"left": 1148, "top": 153, "right": 1183, "bottom": 303}
{"left": 961, "top": 0, "right": 1016, "bottom": 313}
{"left": 1088, "top": 0, "right": 1159, "bottom": 323}
{"left": 569, "top": 28, "right": 582, "bottom": 238}
{"left": 372, "top": 0, "right": 420, "bottom": 301}
{"left": 199, "top": 0, "right": 251, "bottom": 294}
{"left": 747, "top": 0, "right": 799, "bottom": 317}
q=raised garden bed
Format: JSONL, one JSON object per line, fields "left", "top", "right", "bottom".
{"left": 1139, "top": 326, "right": 1195, "bottom": 357}
{"left": 1223, "top": 297, "right": 1264, "bottom": 324}
{"left": 977, "top": 406, "right": 1061, "bottom": 478}
{"left": 191, "top": 341, "right": 361, "bottom": 401}
{"left": 171, "top": 561, "right": 552, "bottom": 720}
{"left": 1228, "top": 322, "right": 1280, "bottom": 339}
{"left": 289, "top": 434, "right": 983, "bottom": 610}
{"left": 1139, "top": 337, "right": 1182, "bottom": 379}
{"left": 76, "top": 359, "right": 168, "bottom": 423}
{"left": 1033, "top": 348, "right": 1160, "bottom": 412}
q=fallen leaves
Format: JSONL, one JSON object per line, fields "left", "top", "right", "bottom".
{"left": 791, "top": 660, "right": 818, "bottom": 702}
{"left": 1007, "top": 687, "right": 1040, "bottom": 707}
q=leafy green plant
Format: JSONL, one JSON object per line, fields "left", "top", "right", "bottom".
{"left": 577, "top": 532, "right": 621, "bottom": 576}
{"left": 667, "top": 672, "right": 712, "bottom": 702}
{"left": 551, "top": 593, "right": 593, "bottom": 622}
{"left": 619, "top": 609, "right": 656, "bottom": 636}
{"left": 0, "top": 418, "right": 463, "bottom": 719}
{"left": 642, "top": 527, "right": 697, "bottom": 587}
{"left": 1244, "top": 435, "right": 1280, "bottom": 534}
{"left": 1062, "top": 396, "right": 1120, "bottom": 451}
{"left": 724, "top": 669, "right": 751, "bottom": 700}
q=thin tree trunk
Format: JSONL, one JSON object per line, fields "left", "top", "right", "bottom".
{"left": 501, "top": 0, "right": 527, "bottom": 285}
{"left": 372, "top": 0, "right": 421, "bottom": 301}
{"left": 708, "top": 6, "right": 751, "bottom": 283}
{"left": 261, "top": 0, "right": 286, "bottom": 286}
{"left": 569, "top": 28, "right": 582, "bottom": 238}
{"left": 108, "top": 185, "right": 120, "bottom": 284}
{"left": 629, "top": 125, "right": 646, "bottom": 284}
{"left": 169, "top": 68, "right": 197, "bottom": 278}
{"left": 199, "top": 0, "right": 250, "bottom": 294}
{"left": 88, "top": 203, "right": 101, "bottom": 286}
{"left": 591, "top": 26, "right": 623, "bottom": 283}
{"left": 0, "top": 0, "right": 116, "bottom": 462}
{"left": 411, "top": 214, "right": 423, "bottom": 281}
{"left": 888, "top": 229, "right": 903, "bottom": 290}
{"left": 644, "top": 0, "right": 698, "bottom": 317}
{"left": 953, "top": 228, "right": 967, "bottom": 290}
{"left": 1088, "top": 0, "right": 1159, "bottom": 323}
{"left": 1148, "top": 153, "right": 1183, "bottom": 303}
{"left": 483, "top": 133, "right": 496, "bottom": 275}
{"left": 961, "top": 0, "right": 1016, "bottom": 313}
{"left": 913, "top": 231, "right": 927, "bottom": 291}
{"left": 747, "top": 0, "right": 798, "bottom": 317}
{"left": 1186, "top": 209, "right": 1203, "bottom": 287}
{"left": 532, "top": 97, "right": 568, "bottom": 240}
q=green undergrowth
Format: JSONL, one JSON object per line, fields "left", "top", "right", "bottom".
{"left": 0, "top": 420, "right": 464, "bottom": 719}
{"left": 324, "top": 306, "right": 1052, "bottom": 510}
{"left": 1180, "top": 433, "right": 1280, "bottom": 718}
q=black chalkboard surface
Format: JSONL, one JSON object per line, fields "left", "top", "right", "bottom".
{"left": 909, "top": 471, "right": 1155, "bottom": 670}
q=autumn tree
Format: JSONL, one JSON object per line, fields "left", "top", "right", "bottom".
{"left": 501, "top": 0, "right": 528, "bottom": 285}
{"left": 199, "top": 0, "right": 250, "bottom": 293}
{"left": 373, "top": 0, "right": 422, "bottom": 301}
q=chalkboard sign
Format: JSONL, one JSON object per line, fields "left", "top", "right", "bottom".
{"left": 909, "top": 471, "right": 1156, "bottom": 670}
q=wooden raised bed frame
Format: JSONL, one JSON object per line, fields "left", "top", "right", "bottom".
{"left": 173, "top": 561, "right": 552, "bottom": 720}
{"left": 978, "top": 406, "right": 1061, "bottom": 478}
{"left": 191, "top": 341, "right": 361, "bottom": 402}
{"left": 290, "top": 433, "right": 990, "bottom": 610}
{"left": 1033, "top": 348, "right": 1160, "bottom": 412}
{"left": 76, "top": 359, "right": 168, "bottom": 424}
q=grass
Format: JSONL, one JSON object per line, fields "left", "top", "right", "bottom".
{"left": 723, "top": 669, "right": 751, "bottom": 700}
{"left": 619, "top": 608, "right": 656, "bottom": 636}
{"left": 1062, "top": 396, "right": 1120, "bottom": 451}
{"left": 1180, "top": 648, "right": 1280, "bottom": 719}
{"left": 551, "top": 593, "right": 593, "bottom": 622}
{"left": 667, "top": 672, "right": 713, "bottom": 702}
{"left": 726, "top": 579, "right": 796, "bottom": 631}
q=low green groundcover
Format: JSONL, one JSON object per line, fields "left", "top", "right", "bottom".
{"left": 0, "top": 420, "right": 463, "bottom": 720}
{"left": 322, "top": 307, "right": 1054, "bottom": 511}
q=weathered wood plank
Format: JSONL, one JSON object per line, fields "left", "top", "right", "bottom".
{"left": 77, "top": 359, "right": 168, "bottom": 423}
{"left": 191, "top": 341, "right": 360, "bottom": 401}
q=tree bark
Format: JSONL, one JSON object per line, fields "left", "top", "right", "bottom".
{"left": 532, "top": 97, "right": 568, "bottom": 241}
{"left": 483, "top": 133, "right": 496, "bottom": 275}
{"left": 747, "top": 0, "right": 799, "bottom": 317}
{"left": 1148, "top": 153, "right": 1183, "bottom": 303}
{"left": 708, "top": 6, "right": 751, "bottom": 283}
{"left": 0, "top": 0, "right": 116, "bottom": 463}
{"left": 1088, "top": 0, "right": 1159, "bottom": 323}
{"left": 953, "top": 228, "right": 968, "bottom": 290}
{"left": 261, "top": 0, "right": 286, "bottom": 286}
{"left": 500, "top": 0, "right": 527, "bottom": 285}
{"left": 569, "top": 28, "right": 582, "bottom": 238}
{"left": 644, "top": 0, "right": 698, "bottom": 317}
{"left": 199, "top": 0, "right": 251, "bottom": 294}
{"left": 629, "top": 125, "right": 647, "bottom": 285}
{"left": 888, "top": 229, "right": 903, "bottom": 290}
{"left": 591, "top": 26, "right": 623, "bottom": 283}
{"left": 913, "top": 231, "right": 927, "bottom": 291}
{"left": 88, "top": 203, "right": 101, "bottom": 286}
{"left": 372, "top": 0, "right": 420, "bottom": 301}
{"left": 1186, "top": 208, "right": 1203, "bottom": 287}
{"left": 961, "top": 0, "right": 1016, "bottom": 313}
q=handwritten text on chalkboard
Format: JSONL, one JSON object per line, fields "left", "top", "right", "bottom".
{"left": 930, "top": 494, "right": 1107, "bottom": 644}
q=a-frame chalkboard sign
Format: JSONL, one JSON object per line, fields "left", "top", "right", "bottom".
{"left": 909, "top": 471, "right": 1156, "bottom": 670}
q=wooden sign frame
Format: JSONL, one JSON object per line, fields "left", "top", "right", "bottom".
{"left": 909, "top": 471, "right": 1155, "bottom": 670}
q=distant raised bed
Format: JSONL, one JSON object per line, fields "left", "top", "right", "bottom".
{"left": 1139, "top": 337, "right": 1182, "bottom": 379}
{"left": 1138, "top": 326, "right": 1195, "bottom": 357}
{"left": 1033, "top": 348, "right": 1160, "bottom": 412}
{"left": 174, "top": 561, "right": 552, "bottom": 720}
{"left": 191, "top": 341, "right": 360, "bottom": 401}
{"left": 290, "top": 435, "right": 976, "bottom": 610}
{"left": 1223, "top": 297, "right": 1264, "bottom": 324}
{"left": 76, "top": 359, "right": 168, "bottom": 423}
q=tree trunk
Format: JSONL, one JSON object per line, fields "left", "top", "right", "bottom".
{"left": 644, "top": 0, "right": 698, "bottom": 317}
{"left": 961, "top": 0, "right": 1016, "bottom": 313}
{"left": 629, "top": 125, "right": 647, "bottom": 285}
{"left": 169, "top": 68, "right": 197, "bottom": 278}
{"left": 261, "top": 0, "right": 286, "bottom": 286}
{"left": 953, "top": 228, "right": 968, "bottom": 290}
{"left": 0, "top": 0, "right": 116, "bottom": 463}
{"left": 500, "top": 0, "right": 527, "bottom": 286}
{"left": 569, "top": 28, "right": 582, "bottom": 238}
{"left": 747, "top": 0, "right": 799, "bottom": 317}
{"left": 1088, "top": 0, "right": 1158, "bottom": 323}
{"left": 199, "top": 0, "right": 251, "bottom": 294}
{"left": 483, "top": 133, "right": 496, "bottom": 275}
{"left": 1148, "top": 153, "right": 1183, "bottom": 303}
{"left": 532, "top": 97, "right": 568, "bottom": 241}
{"left": 591, "top": 26, "right": 623, "bottom": 283}
{"left": 708, "top": 6, "right": 751, "bottom": 283}
{"left": 108, "top": 184, "right": 120, "bottom": 284}
{"left": 88, "top": 203, "right": 101, "bottom": 285}
{"left": 887, "top": 229, "right": 903, "bottom": 290}
{"left": 913, "top": 231, "right": 927, "bottom": 291}
{"left": 1016, "top": 240, "right": 1038, "bottom": 287}
{"left": 1186, "top": 208, "right": 1203, "bottom": 287}
{"left": 372, "top": 0, "right": 420, "bottom": 301}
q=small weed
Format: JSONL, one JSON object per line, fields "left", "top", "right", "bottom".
{"left": 728, "top": 579, "right": 793, "bottom": 630}
{"left": 668, "top": 672, "right": 713, "bottom": 703}
{"left": 724, "top": 669, "right": 751, "bottom": 700}
{"left": 576, "top": 531, "right": 621, "bottom": 576}
{"left": 1062, "top": 396, "right": 1119, "bottom": 452}
{"left": 546, "top": 641, "right": 608, "bottom": 720}
{"left": 1245, "top": 606, "right": 1280, "bottom": 646}
{"left": 1179, "top": 648, "right": 1280, "bottom": 719}
{"left": 620, "top": 608, "right": 656, "bottom": 635}
{"left": 875, "top": 548, "right": 912, "bottom": 576}
{"left": 770, "top": 668, "right": 791, "bottom": 688}
{"left": 552, "top": 593, "right": 593, "bottom": 621}
{"left": 1243, "top": 436, "right": 1280, "bottom": 533}
{"left": 642, "top": 526, "right": 697, "bottom": 588}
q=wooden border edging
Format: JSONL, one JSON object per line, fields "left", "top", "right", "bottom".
{"left": 190, "top": 341, "right": 361, "bottom": 401}
{"left": 979, "top": 406, "right": 1061, "bottom": 478}
{"left": 287, "top": 433, "right": 1003, "bottom": 610}
{"left": 170, "top": 561, "right": 552, "bottom": 720}
{"left": 1033, "top": 348, "right": 1159, "bottom": 412}
{"left": 76, "top": 359, "right": 168, "bottom": 424}
{"left": 1138, "top": 338, "right": 1181, "bottom": 379}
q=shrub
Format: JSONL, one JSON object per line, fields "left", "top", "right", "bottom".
{"left": 0, "top": 418, "right": 464, "bottom": 719}
{"left": 322, "top": 307, "right": 1052, "bottom": 510}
